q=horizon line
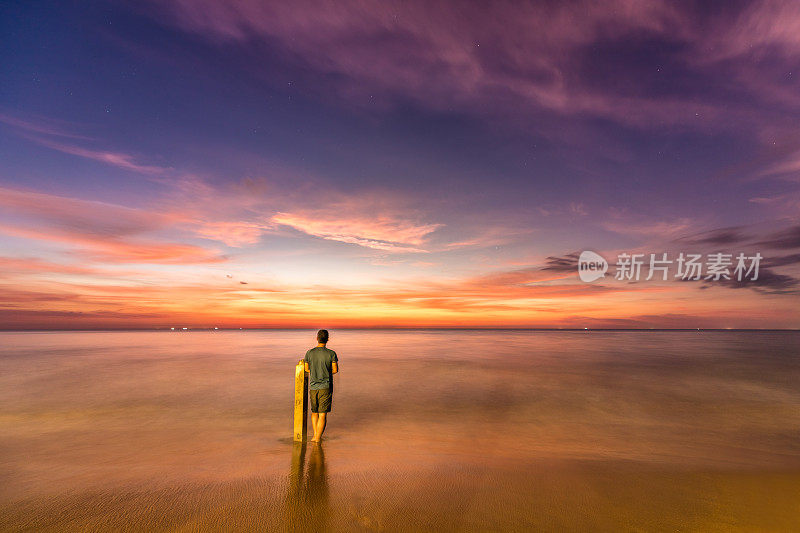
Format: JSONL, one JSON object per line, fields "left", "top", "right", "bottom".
{"left": 1, "top": 327, "right": 798, "bottom": 332}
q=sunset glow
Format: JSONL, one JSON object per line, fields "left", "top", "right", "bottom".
{"left": 1, "top": 2, "right": 799, "bottom": 329}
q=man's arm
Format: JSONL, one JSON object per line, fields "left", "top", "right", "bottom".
{"left": 331, "top": 362, "right": 338, "bottom": 374}
{"left": 304, "top": 361, "right": 310, "bottom": 373}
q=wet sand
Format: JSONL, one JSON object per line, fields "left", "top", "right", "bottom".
{"left": 1, "top": 330, "right": 799, "bottom": 531}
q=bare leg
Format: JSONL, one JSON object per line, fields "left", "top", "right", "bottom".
{"left": 312, "top": 412, "right": 327, "bottom": 442}
{"left": 311, "top": 413, "right": 319, "bottom": 441}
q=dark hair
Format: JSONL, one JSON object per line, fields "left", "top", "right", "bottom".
{"left": 316, "top": 329, "right": 329, "bottom": 344}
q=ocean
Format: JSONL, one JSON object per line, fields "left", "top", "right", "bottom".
{"left": 1, "top": 330, "right": 798, "bottom": 531}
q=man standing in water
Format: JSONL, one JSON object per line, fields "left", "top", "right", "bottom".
{"left": 304, "top": 329, "right": 338, "bottom": 442}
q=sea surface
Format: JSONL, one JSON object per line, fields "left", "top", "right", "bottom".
{"left": 1, "top": 330, "right": 799, "bottom": 531}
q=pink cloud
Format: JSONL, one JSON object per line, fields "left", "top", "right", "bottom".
{"left": 442, "top": 223, "right": 532, "bottom": 251}
{"left": 702, "top": 1, "right": 800, "bottom": 61}
{"left": 155, "top": 0, "right": 687, "bottom": 124}
{"left": 0, "top": 175, "right": 449, "bottom": 259}
{"left": 757, "top": 149, "right": 800, "bottom": 180}
{"left": 0, "top": 186, "right": 226, "bottom": 264}
{"left": 159, "top": 175, "right": 539, "bottom": 256}
{"left": 145, "top": 174, "right": 280, "bottom": 247}
{"left": 272, "top": 211, "right": 440, "bottom": 253}
{"left": 0, "top": 185, "right": 175, "bottom": 236}
{"left": 192, "top": 220, "right": 272, "bottom": 247}
{"left": 148, "top": 174, "right": 445, "bottom": 252}
{"left": 147, "top": 0, "right": 794, "bottom": 135}
{"left": 33, "top": 138, "right": 170, "bottom": 176}
{"left": 133, "top": 0, "right": 800, "bottom": 155}
{"left": 749, "top": 193, "right": 800, "bottom": 220}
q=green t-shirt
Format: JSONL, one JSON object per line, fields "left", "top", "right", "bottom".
{"left": 304, "top": 346, "right": 338, "bottom": 390}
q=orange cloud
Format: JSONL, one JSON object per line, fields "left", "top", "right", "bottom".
{"left": 0, "top": 256, "right": 141, "bottom": 276}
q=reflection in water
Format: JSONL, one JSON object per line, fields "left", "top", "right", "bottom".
{"left": 286, "top": 441, "right": 329, "bottom": 531}
{"left": 1, "top": 330, "right": 799, "bottom": 529}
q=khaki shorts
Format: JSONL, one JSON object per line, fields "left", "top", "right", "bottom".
{"left": 310, "top": 388, "right": 332, "bottom": 413}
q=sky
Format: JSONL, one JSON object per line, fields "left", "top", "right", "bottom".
{"left": 1, "top": 0, "right": 799, "bottom": 329}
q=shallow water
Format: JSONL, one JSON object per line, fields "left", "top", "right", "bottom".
{"left": 1, "top": 330, "right": 799, "bottom": 531}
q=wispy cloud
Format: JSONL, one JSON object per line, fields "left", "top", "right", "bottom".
{"left": 272, "top": 211, "right": 440, "bottom": 253}
{"left": 749, "top": 193, "right": 800, "bottom": 220}
{"left": 0, "top": 185, "right": 173, "bottom": 236}
{"left": 154, "top": 0, "right": 687, "bottom": 125}
{"left": 757, "top": 224, "right": 800, "bottom": 249}
{"left": 0, "top": 113, "right": 92, "bottom": 140}
{"left": 0, "top": 112, "right": 170, "bottom": 175}
{"left": 758, "top": 149, "right": 800, "bottom": 181}
{"left": 0, "top": 256, "right": 136, "bottom": 276}
{"left": 145, "top": 173, "right": 448, "bottom": 252}
{"left": 191, "top": 220, "right": 272, "bottom": 247}
{"left": 0, "top": 186, "right": 226, "bottom": 264}
{"left": 148, "top": 0, "right": 800, "bottom": 139}
{"left": 679, "top": 226, "right": 751, "bottom": 246}
{"left": 33, "top": 138, "right": 170, "bottom": 175}
{"left": 702, "top": 1, "right": 800, "bottom": 61}
{"left": 601, "top": 213, "right": 697, "bottom": 241}
{"left": 0, "top": 223, "right": 226, "bottom": 265}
